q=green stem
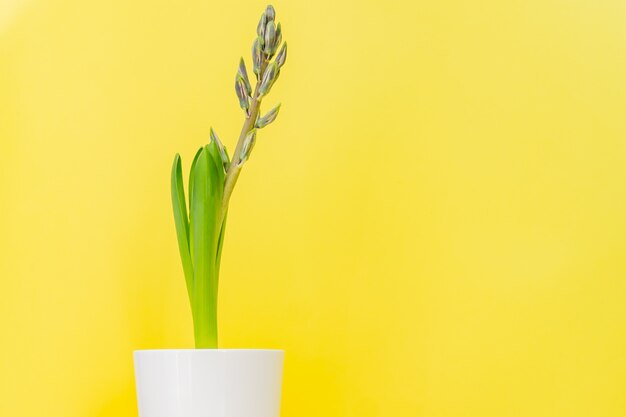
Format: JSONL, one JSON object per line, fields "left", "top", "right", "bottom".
{"left": 220, "top": 62, "right": 268, "bottom": 226}
{"left": 193, "top": 289, "right": 218, "bottom": 348}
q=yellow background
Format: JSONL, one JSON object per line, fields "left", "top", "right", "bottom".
{"left": 1, "top": 0, "right": 625, "bottom": 416}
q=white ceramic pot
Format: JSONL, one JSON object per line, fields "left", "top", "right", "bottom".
{"left": 134, "top": 349, "right": 284, "bottom": 417}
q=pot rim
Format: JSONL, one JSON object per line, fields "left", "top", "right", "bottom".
{"left": 134, "top": 348, "right": 284, "bottom": 353}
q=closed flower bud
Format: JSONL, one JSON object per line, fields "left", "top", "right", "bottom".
{"left": 252, "top": 38, "right": 262, "bottom": 78}
{"left": 264, "top": 21, "right": 276, "bottom": 55}
{"left": 256, "top": 103, "right": 281, "bottom": 128}
{"left": 273, "top": 23, "right": 282, "bottom": 52}
{"left": 265, "top": 5, "right": 276, "bottom": 22}
{"left": 256, "top": 13, "right": 267, "bottom": 38}
{"left": 273, "top": 67, "right": 281, "bottom": 83}
{"left": 235, "top": 75, "right": 250, "bottom": 114}
{"left": 239, "top": 129, "right": 257, "bottom": 164}
{"left": 238, "top": 58, "right": 252, "bottom": 95}
{"left": 258, "top": 61, "right": 279, "bottom": 97}
{"left": 275, "top": 42, "right": 287, "bottom": 68}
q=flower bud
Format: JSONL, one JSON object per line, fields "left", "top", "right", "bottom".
{"left": 258, "top": 62, "right": 279, "bottom": 97}
{"left": 273, "top": 24, "right": 282, "bottom": 51}
{"left": 256, "top": 13, "right": 267, "bottom": 38}
{"left": 235, "top": 75, "right": 250, "bottom": 114}
{"left": 265, "top": 5, "right": 276, "bottom": 22}
{"left": 239, "top": 129, "right": 257, "bottom": 164}
{"left": 264, "top": 21, "right": 276, "bottom": 55}
{"left": 256, "top": 104, "right": 281, "bottom": 128}
{"left": 238, "top": 58, "right": 252, "bottom": 95}
{"left": 252, "top": 38, "right": 262, "bottom": 78}
{"left": 275, "top": 42, "right": 287, "bottom": 68}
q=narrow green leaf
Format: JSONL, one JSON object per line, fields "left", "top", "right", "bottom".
{"left": 188, "top": 147, "right": 203, "bottom": 212}
{"left": 215, "top": 212, "right": 228, "bottom": 279}
{"left": 207, "top": 141, "right": 228, "bottom": 299}
{"left": 210, "top": 128, "right": 230, "bottom": 172}
{"left": 190, "top": 148, "right": 222, "bottom": 348}
{"left": 171, "top": 154, "right": 194, "bottom": 304}
{"left": 206, "top": 141, "right": 226, "bottom": 187}
{"left": 205, "top": 142, "right": 225, "bottom": 306}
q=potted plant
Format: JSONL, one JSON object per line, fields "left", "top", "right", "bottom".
{"left": 134, "top": 5, "right": 288, "bottom": 417}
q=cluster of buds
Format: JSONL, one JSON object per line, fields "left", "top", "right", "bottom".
{"left": 256, "top": 6, "right": 281, "bottom": 58}
{"left": 235, "top": 5, "right": 287, "bottom": 114}
{"left": 233, "top": 5, "right": 287, "bottom": 164}
{"left": 255, "top": 5, "right": 287, "bottom": 97}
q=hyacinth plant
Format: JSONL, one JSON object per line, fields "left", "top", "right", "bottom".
{"left": 171, "top": 5, "right": 287, "bottom": 349}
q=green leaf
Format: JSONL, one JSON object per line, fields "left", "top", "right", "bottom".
{"left": 188, "top": 147, "right": 203, "bottom": 212}
{"left": 206, "top": 141, "right": 226, "bottom": 187}
{"left": 189, "top": 148, "right": 223, "bottom": 348}
{"left": 171, "top": 154, "right": 194, "bottom": 304}
{"left": 205, "top": 141, "right": 226, "bottom": 314}
{"left": 215, "top": 211, "right": 227, "bottom": 278}
{"left": 210, "top": 128, "right": 230, "bottom": 172}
